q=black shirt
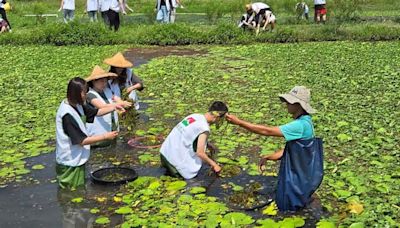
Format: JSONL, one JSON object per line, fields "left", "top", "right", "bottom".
{"left": 62, "top": 104, "right": 98, "bottom": 145}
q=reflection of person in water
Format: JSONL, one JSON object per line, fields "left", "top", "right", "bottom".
{"left": 57, "top": 188, "right": 95, "bottom": 228}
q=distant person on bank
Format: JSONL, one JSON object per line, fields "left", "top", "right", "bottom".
{"left": 0, "top": 0, "right": 12, "bottom": 31}
{"left": 295, "top": 1, "right": 309, "bottom": 20}
{"left": 160, "top": 101, "right": 228, "bottom": 179}
{"left": 169, "top": 0, "right": 183, "bottom": 23}
{"left": 155, "top": 0, "right": 171, "bottom": 23}
{"left": 244, "top": 2, "right": 275, "bottom": 34}
{"left": 59, "top": 0, "right": 75, "bottom": 23}
{"left": 99, "top": 0, "right": 126, "bottom": 31}
{"left": 314, "top": 0, "right": 327, "bottom": 23}
{"left": 86, "top": 0, "right": 99, "bottom": 22}
{"left": 56, "top": 77, "right": 123, "bottom": 189}
{"left": 0, "top": 17, "right": 10, "bottom": 33}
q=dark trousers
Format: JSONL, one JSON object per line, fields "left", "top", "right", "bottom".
{"left": 106, "top": 10, "right": 120, "bottom": 31}
{"left": 0, "top": 8, "right": 11, "bottom": 29}
{"left": 101, "top": 11, "right": 109, "bottom": 25}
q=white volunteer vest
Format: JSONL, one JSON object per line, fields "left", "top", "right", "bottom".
{"left": 160, "top": 114, "right": 210, "bottom": 179}
{"left": 87, "top": 0, "right": 98, "bottom": 11}
{"left": 55, "top": 100, "right": 90, "bottom": 167}
{"left": 86, "top": 89, "right": 119, "bottom": 136}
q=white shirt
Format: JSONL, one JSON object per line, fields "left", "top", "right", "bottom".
{"left": 109, "top": 0, "right": 121, "bottom": 12}
{"left": 160, "top": 114, "right": 210, "bottom": 179}
{"left": 87, "top": 0, "right": 98, "bottom": 11}
{"left": 314, "top": 0, "right": 326, "bottom": 5}
{"left": 63, "top": 0, "right": 75, "bottom": 10}
{"left": 251, "top": 2, "right": 270, "bottom": 14}
{"left": 99, "top": 0, "right": 111, "bottom": 12}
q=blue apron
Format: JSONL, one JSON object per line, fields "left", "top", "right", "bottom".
{"left": 276, "top": 123, "right": 324, "bottom": 211}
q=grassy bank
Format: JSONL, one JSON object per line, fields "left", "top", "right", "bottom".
{"left": 1, "top": 21, "right": 399, "bottom": 45}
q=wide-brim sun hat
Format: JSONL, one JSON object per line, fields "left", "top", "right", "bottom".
{"left": 279, "top": 86, "right": 317, "bottom": 114}
{"left": 103, "top": 52, "right": 133, "bottom": 68}
{"left": 86, "top": 65, "right": 117, "bottom": 82}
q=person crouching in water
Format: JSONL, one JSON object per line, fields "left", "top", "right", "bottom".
{"left": 104, "top": 52, "right": 144, "bottom": 110}
{"left": 55, "top": 77, "right": 122, "bottom": 189}
{"left": 160, "top": 101, "right": 228, "bottom": 179}
{"left": 86, "top": 66, "right": 125, "bottom": 148}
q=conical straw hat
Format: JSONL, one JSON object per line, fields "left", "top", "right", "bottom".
{"left": 103, "top": 52, "right": 133, "bottom": 68}
{"left": 86, "top": 65, "right": 117, "bottom": 82}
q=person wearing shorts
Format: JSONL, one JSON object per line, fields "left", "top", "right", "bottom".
{"left": 314, "top": 0, "right": 327, "bottom": 23}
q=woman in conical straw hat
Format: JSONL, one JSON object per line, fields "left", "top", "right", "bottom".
{"left": 226, "top": 86, "right": 323, "bottom": 211}
{"left": 55, "top": 77, "right": 123, "bottom": 189}
{"left": 85, "top": 65, "right": 126, "bottom": 147}
{"left": 103, "top": 52, "right": 144, "bottom": 110}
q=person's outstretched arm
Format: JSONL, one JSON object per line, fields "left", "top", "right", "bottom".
{"left": 226, "top": 114, "right": 283, "bottom": 137}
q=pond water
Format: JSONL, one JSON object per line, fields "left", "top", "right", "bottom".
{"left": 0, "top": 47, "right": 328, "bottom": 227}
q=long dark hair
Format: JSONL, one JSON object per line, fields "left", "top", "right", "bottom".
{"left": 109, "top": 66, "right": 127, "bottom": 87}
{"left": 67, "top": 77, "right": 87, "bottom": 105}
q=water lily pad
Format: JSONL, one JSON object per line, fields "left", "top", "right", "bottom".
{"left": 95, "top": 216, "right": 110, "bottom": 225}
{"left": 90, "top": 208, "right": 100, "bottom": 214}
{"left": 190, "top": 186, "right": 206, "bottom": 194}
{"left": 166, "top": 180, "right": 187, "bottom": 191}
{"left": 32, "top": 164, "right": 45, "bottom": 170}
{"left": 115, "top": 206, "right": 133, "bottom": 214}
{"left": 263, "top": 201, "right": 278, "bottom": 216}
{"left": 220, "top": 212, "right": 254, "bottom": 227}
{"left": 71, "top": 197, "right": 83, "bottom": 203}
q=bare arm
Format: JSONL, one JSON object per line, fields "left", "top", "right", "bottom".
{"left": 90, "top": 98, "right": 117, "bottom": 109}
{"left": 126, "top": 83, "right": 143, "bottom": 93}
{"left": 96, "top": 106, "right": 116, "bottom": 116}
{"left": 264, "top": 148, "right": 284, "bottom": 160}
{"left": 59, "top": 0, "right": 64, "bottom": 10}
{"left": 196, "top": 133, "right": 221, "bottom": 172}
{"left": 226, "top": 114, "right": 283, "bottom": 137}
{"left": 259, "top": 148, "right": 284, "bottom": 173}
{"left": 81, "top": 131, "right": 118, "bottom": 146}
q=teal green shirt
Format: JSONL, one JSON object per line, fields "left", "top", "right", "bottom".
{"left": 279, "top": 115, "right": 314, "bottom": 141}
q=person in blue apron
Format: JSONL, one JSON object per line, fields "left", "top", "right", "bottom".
{"left": 103, "top": 52, "right": 144, "bottom": 110}
{"left": 226, "top": 86, "right": 323, "bottom": 211}
{"left": 160, "top": 101, "right": 228, "bottom": 179}
{"left": 86, "top": 65, "right": 125, "bottom": 147}
{"left": 55, "top": 77, "right": 121, "bottom": 189}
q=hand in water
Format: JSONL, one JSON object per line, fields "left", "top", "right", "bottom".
{"left": 213, "top": 164, "right": 222, "bottom": 174}
{"left": 258, "top": 156, "right": 269, "bottom": 174}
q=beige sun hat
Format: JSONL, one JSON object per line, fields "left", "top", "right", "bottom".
{"left": 86, "top": 65, "right": 117, "bottom": 82}
{"left": 279, "top": 86, "right": 317, "bottom": 114}
{"left": 245, "top": 4, "right": 252, "bottom": 11}
{"left": 103, "top": 52, "right": 133, "bottom": 68}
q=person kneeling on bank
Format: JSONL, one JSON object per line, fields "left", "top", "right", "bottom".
{"left": 160, "top": 101, "right": 228, "bottom": 179}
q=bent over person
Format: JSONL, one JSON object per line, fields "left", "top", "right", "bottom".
{"left": 160, "top": 101, "right": 228, "bottom": 179}
{"left": 227, "top": 86, "right": 323, "bottom": 211}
